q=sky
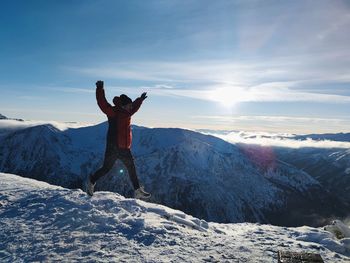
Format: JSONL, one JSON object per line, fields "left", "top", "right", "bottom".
{"left": 1, "top": 0, "right": 350, "bottom": 134}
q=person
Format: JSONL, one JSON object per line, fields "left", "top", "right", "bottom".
{"left": 84, "top": 80, "right": 151, "bottom": 199}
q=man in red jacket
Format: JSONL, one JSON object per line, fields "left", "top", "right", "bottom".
{"left": 84, "top": 80, "right": 150, "bottom": 199}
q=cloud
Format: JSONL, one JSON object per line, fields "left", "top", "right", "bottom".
{"left": 192, "top": 115, "right": 350, "bottom": 134}
{"left": 62, "top": 1, "right": 350, "bottom": 109}
{"left": 51, "top": 87, "right": 94, "bottom": 93}
{"left": 66, "top": 52, "right": 350, "bottom": 105}
{"left": 133, "top": 82, "right": 350, "bottom": 106}
{"left": 194, "top": 115, "right": 347, "bottom": 123}
{"left": 18, "top": 96, "right": 46, "bottom": 100}
{"left": 65, "top": 65, "right": 175, "bottom": 82}
{"left": 1, "top": 107, "right": 100, "bottom": 117}
{"left": 0, "top": 119, "right": 93, "bottom": 132}
{"left": 202, "top": 130, "right": 350, "bottom": 149}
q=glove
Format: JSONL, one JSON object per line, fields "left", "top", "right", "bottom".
{"left": 96, "top": 80, "right": 104, "bottom": 89}
{"left": 141, "top": 92, "right": 148, "bottom": 100}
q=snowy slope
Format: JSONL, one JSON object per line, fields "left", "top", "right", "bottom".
{"left": 0, "top": 122, "right": 105, "bottom": 187}
{"left": 275, "top": 147, "right": 350, "bottom": 204}
{"left": 130, "top": 128, "right": 346, "bottom": 226}
{"left": 0, "top": 121, "right": 348, "bottom": 226}
{"left": 199, "top": 129, "right": 350, "bottom": 207}
{"left": 0, "top": 172, "right": 349, "bottom": 262}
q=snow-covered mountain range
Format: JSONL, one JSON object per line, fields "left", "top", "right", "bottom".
{"left": 199, "top": 130, "right": 350, "bottom": 202}
{"left": 199, "top": 129, "right": 350, "bottom": 206}
{"left": 1, "top": 172, "right": 349, "bottom": 262}
{"left": 274, "top": 147, "right": 350, "bottom": 203}
{"left": 0, "top": 118, "right": 349, "bottom": 227}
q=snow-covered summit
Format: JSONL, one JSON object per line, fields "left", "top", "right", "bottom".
{"left": 0, "top": 172, "right": 349, "bottom": 262}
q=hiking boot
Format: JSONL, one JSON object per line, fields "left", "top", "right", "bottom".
{"left": 84, "top": 178, "right": 95, "bottom": 196}
{"left": 135, "top": 186, "right": 151, "bottom": 200}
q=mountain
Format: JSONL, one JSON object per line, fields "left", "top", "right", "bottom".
{"left": 295, "top": 133, "right": 350, "bottom": 142}
{"left": 0, "top": 123, "right": 103, "bottom": 188}
{"left": 1, "top": 172, "right": 349, "bottom": 262}
{"left": 0, "top": 113, "right": 23, "bottom": 122}
{"left": 275, "top": 147, "right": 350, "bottom": 204}
{"left": 0, "top": 121, "right": 349, "bottom": 226}
{"left": 130, "top": 128, "right": 348, "bottom": 226}
{"left": 197, "top": 129, "right": 350, "bottom": 207}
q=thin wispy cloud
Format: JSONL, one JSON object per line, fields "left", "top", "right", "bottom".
{"left": 65, "top": 66, "right": 175, "bottom": 82}
{"left": 194, "top": 115, "right": 348, "bottom": 123}
{"left": 18, "top": 96, "right": 46, "bottom": 100}
{"left": 51, "top": 87, "right": 95, "bottom": 94}
{"left": 1, "top": 107, "right": 100, "bottom": 117}
{"left": 161, "top": 84, "right": 350, "bottom": 105}
{"left": 67, "top": 51, "right": 350, "bottom": 105}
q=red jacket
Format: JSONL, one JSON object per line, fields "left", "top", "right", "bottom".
{"left": 96, "top": 87, "right": 143, "bottom": 149}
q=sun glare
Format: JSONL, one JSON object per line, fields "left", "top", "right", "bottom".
{"left": 210, "top": 87, "right": 248, "bottom": 108}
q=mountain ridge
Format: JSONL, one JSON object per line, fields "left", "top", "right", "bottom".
{"left": 0, "top": 120, "right": 348, "bottom": 226}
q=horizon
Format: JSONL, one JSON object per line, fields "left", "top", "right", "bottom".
{"left": 1, "top": 0, "right": 350, "bottom": 133}
{"left": 1, "top": 112, "right": 350, "bottom": 135}
{"left": 1, "top": 116, "right": 350, "bottom": 151}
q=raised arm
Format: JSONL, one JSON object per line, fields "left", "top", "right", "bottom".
{"left": 95, "top": 81, "right": 115, "bottom": 117}
{"left": 131, "top": 92, "right": 147, "bottom": 115}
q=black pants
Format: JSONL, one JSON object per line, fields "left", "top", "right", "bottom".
{"left": 90, "top": 144, "right": 140, "bottom": 190}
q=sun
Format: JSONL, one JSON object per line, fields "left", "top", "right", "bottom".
{"left": 209, "top": 86, "right": 248, "bottom": 108}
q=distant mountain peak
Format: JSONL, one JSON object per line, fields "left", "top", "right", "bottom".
{"left": 0, "top": 114, "right": 24, "bottom": 121}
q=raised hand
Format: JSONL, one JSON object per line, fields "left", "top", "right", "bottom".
{"left": 141, "top": 92, "right": 148, "bottom": 100}
{"left": 96, "top": 80, "right": 104, "bottom": 89}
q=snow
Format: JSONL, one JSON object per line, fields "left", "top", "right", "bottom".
{"left": 325, "top": 220, "right": 350, "bottom": 239}
{"left": 1, "top": 172, "right": 349, "bottom": 262}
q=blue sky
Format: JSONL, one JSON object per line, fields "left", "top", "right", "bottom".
{"left": 1, "top": 0, "right": 350, "bottom": 133}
